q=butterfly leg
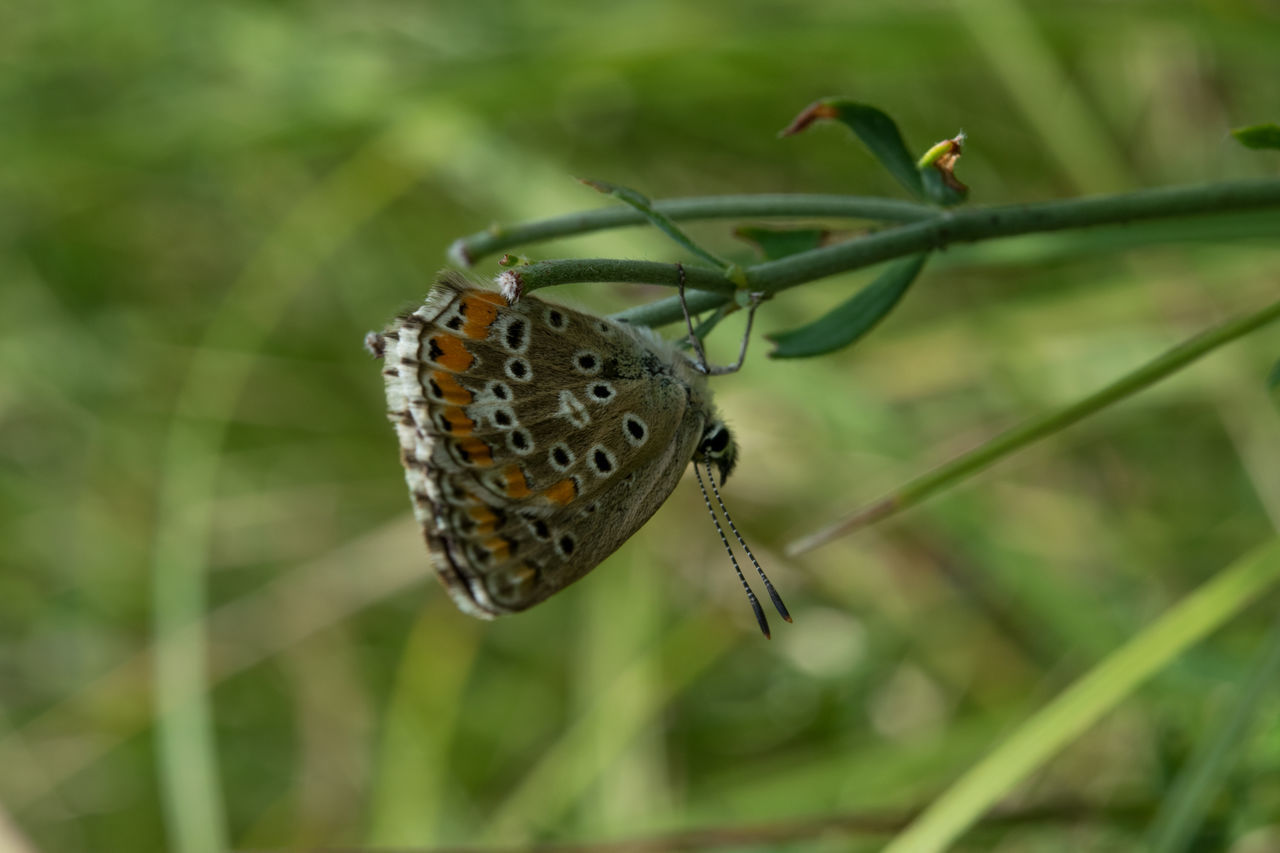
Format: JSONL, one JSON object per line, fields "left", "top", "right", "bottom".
{"left": 676, "top": 264, "right": 765, "bottom": 376}
{"left": 675, "top": 263, "right": 713, "bottom": 374}
{"left": 706, "top": 292, "right": 764, "bottom": 376}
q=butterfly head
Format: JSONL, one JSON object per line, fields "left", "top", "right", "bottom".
{"left": 694, "top": 419, "right": 738, "bottom": 485}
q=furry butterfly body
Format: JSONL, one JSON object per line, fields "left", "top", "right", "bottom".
{"left": 366, "top": 273, "right": 738, "bottom": 618}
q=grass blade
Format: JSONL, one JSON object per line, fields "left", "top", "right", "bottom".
{"left": 789, "top": 295, "right": 1280, "bottom": 554}
{"left": 883, "top": 537, "right": 1280, "bottom": 853}
{"left": 1145, "top": 613, "right": 1280, "bottom": 853}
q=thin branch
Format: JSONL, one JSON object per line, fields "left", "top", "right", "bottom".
{"left": 475, "top": 178, "right": 1280, "bottom": 327}
{"left": 449, "top": 194, "right": 937, "bottom": 265}
{"left": 788, "top": 294, "right": 1280, "bottom": 555}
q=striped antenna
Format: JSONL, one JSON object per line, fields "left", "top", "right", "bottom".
{"left": 704, "top": 462, "right": 791, "bottom": 624}
{"left": 695, "top": 464, "right": 770, "bottom": 638}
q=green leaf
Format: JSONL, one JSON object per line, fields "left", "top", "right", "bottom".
{"left": 767, "top": 253, "right": 929, "bottom": 358}
{"left": 917, "top": 133, "right": 969, "bottom": 206}
{"left": 1232, "top": 123, "right": 1280, "bottom": 150}
{"left": 578, "top": 178, "right": 734, "bottom": 274}
{"left": 781, "top": 98, "right": 926, "bottom": 200}
{"left": 734, "top": 225, "right": 829, "bottom": 260}
{"left": 921, "top": 165, "right": 968, "bottom": 206}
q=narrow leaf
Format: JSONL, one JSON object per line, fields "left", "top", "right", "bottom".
{"left": 734, "top": 225, "right": 829, "bottom": 260}
{"left": 882, "top": 538, "right": 1280, "bottom": 853}
{"left": 1145, "top": 614, "right": 1280, "bottom": 853}
{"left": 1232, "top": 123, "right": 1280, "bottom": 151}
{"left": 767, "top": 253, "right": 929, "bottom": 359}
{"left": 578, "top": 178, "right": 735, "bottom": 275}
{"left": 781, "top": 98, "right": 926, "bottom": 200}
{"left": 922, "top": 167, "right": 969, "bottom": 206}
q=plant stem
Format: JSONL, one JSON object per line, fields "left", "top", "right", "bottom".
{"left": 449, "top": 194, "right": 937, "bottom": 264}
{"left": 788, "top": 295, "right": 1280, "bottom": 555}
{"left": 481, "top": 178, "right": 1280, "bottom": 327}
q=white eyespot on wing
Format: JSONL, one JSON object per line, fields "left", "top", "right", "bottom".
{"left": 556, "top": 390, "right": 590, "bottom": 428}
{"left": 523, "top": 514, "right": 553, "bottom": 541}
{"left": 504, "top": 356, "right": 533, "bottom": 382}
{"left": 553, "top": 531, "right": 578, "bottom": 559}
{"left": 571, "top": 350, "right": 602, "bottom": 376}
{"left": 622, "top": 413, "right": 648, "bottom": 446}
{"left": 548, "top": 442, "right": 576, "bottom": 472}
{"left": 586, "top": 444, "right": 617, "bottom": 478}
{"left": 585, "top": 381, "right": 616, "bottom": 404}
{"left": 481, "top": 380, "right": 513, "bottom": 403}
{"left": 488, "top": 406, "right": 518, "bottom": 430}
{"left": 438, "top": 304, "right": 468, "bottom": 334}
{"left": 507, "top": 427, "right": 535, "bottom": 455}
{"left": 544, "top": 306, "right": 569, "bottom": 333}
{"left": 486, "top": 563, "right": 541, "bottom": 608}
{"left": 494, "top": 314, "right": 531, "bottom": 354}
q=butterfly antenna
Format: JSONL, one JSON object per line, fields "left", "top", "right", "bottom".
{"left": 704, "top": 462, "right": 791, "bottom": 624}
{"left": 694, "top": 464, "right": 770, "bottom": 638}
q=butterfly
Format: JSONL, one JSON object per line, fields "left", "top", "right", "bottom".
{"left": 365, "top": 271, "right": 789, "bottom": 635}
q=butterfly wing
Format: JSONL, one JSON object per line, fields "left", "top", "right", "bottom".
{"left": 371, "top": 273, "right": 713, "bottom": 617}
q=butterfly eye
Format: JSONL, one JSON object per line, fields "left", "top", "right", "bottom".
{"left": 696, "top": 422, "right": 738, "bottom": 484}
{"left": 702, "top": 424, "right": 731, "bottom": 456}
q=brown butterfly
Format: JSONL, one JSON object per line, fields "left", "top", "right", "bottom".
{"left": 366, "top": 272, "right": 789, "bottom": 635}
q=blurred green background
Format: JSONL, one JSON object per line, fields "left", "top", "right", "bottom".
{"left": 3, "top": 1, "right": 1280, "bottom": 851}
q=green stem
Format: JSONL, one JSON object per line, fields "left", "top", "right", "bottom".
{"left": 578, "top": 178, "right": 739, "bottom": 275}
{"left": 449, "top": 194, "right": 937, "bottom": 265}
{"left": 486, "top": 178, "right": 1280, "bottom": 327}
{"left": 788, "top": 295, "right": 1280, "bottom": 555}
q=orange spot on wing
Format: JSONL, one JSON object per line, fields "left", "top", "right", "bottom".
{"left": 432, "top": 371, "right": 471, "bottom": 405}
{"left": 469, "top": 505, "right": 500, "bottom": 534}
{"left": 430, "top": 335, "right": 474, "bottom": 372}
{"left": 471, "top": 291, "right": 507, "bottom": 306}
{"left": 484, "top": 537, "right": 511, "bottom": 561}
{"left": 459, "top": 296, "right": 500, "bottom": 340}
{"left": 502, "top": 465, "right": 531, "bottom": 499}
{"left": 457, "top": 437, "right": 493, "bottom": 467}
{"left": 544, "top": 478, "right": 577, "bottom": 506}
{"left": 441, "top": 407, "right": 475, "bottom": 436}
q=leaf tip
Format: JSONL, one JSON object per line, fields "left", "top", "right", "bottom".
{"left": 1231, "top": 122, "right": 1280, "bottom": 151}
{"left": 779, "top": 99, "right": 840, "bottom": 137}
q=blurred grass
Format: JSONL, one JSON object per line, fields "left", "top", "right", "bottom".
{"left": 2, "top": 2, "right": 1280, "bottom": 852}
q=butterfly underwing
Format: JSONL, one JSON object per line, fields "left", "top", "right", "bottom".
{"left": 365, "top": 272, "right": 740, "bottom": 618}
